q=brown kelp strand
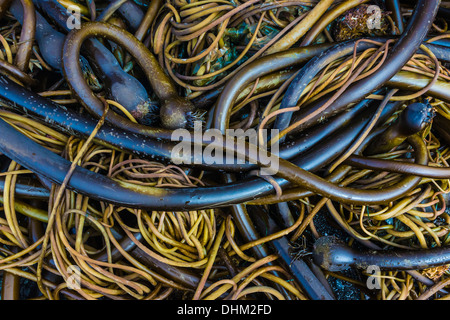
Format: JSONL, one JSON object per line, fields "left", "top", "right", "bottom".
{"left": 63, "top": 21, "right": 197, "bottom": 129}
{"left": 33, "top": 0, "right": 161, "bottom": 125}
{"left": 364, "top": 101, "right": 436, "bottom": 155}
{"left": 1, "top": 111, "right": 430, "bottom": 210}
{"left": 282, "top": 0, "right": 440, "bottom": 136}
{"left": 313, "top": 236, "right": 450, "bottom": 271}
{"left": 0, "top": 0, "right": 450, "bottom": 302}
{"left": 0, "top": 73, "right": 394, "bottom": 171}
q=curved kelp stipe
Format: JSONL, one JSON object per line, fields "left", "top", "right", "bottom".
{"left": 0, "top": 111, "right": 429, "bottom": 210}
